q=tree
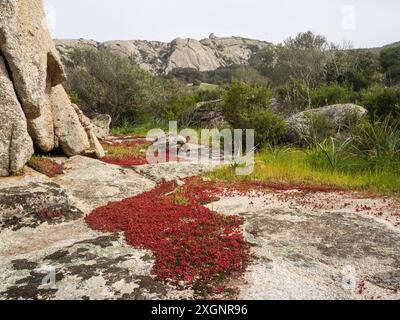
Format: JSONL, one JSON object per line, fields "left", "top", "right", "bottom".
{"left": 360, "top": 84, "right": 400, "bottom": 120}
{"left": 222, "top": 82, "right": 285, "bottom": 147}
{"left": 63, "top": 48, "right": 164, "bottom": 124}
{"left": 380, "top": 45, "right": 400, "bottom": 85}
{"left": 251, "top": 31, "right": 331, "bottom": 107}
{"left": 326, "top": 48, "right": 382, "bottom": 91}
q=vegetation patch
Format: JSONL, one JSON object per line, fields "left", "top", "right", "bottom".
{"left": 101, "top": 140, "right": 151, "bottom": 166}
{"left": 87, "top": 179, "right": 250, "bottom": 294}
{"left": 27, "top": 156, "right": 64, "bottom": 178}
{"left": 208, "top": 143, "right": 400, "bottom": 195}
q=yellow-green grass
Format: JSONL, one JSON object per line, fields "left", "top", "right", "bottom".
{"left": 198, "top": 83, "right": 219, "bottom": 91}
{"left": 102, "top": 142, "right": 149, "bottom": 158}
{"left": 207, "top": 148, "right": 400, "bottom": 195}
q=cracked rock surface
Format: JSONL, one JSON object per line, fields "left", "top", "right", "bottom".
{"left": 1, "top": 154, "right": 400, "bottom": 300}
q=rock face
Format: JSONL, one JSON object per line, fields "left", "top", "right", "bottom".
{"left": 192, "top": 99, "right": 225, "bottom": 128}
{"left": 55, "top": 36, "right": 269, "bottom": 75}
{"left": 286, "top": 104, "right": 368, "bottom": 142}
{"left": 0, "top": 0, "right": 104, "bottom": 176}
{"left": 0, "top": 57, "right": 34, "bottom": 176}
{"left": 90, "top": 114, "right": 112, "bottom": 140}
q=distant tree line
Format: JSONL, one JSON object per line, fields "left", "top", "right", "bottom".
{"left": 63, "top": 31, "right": 400, "bottom": 148}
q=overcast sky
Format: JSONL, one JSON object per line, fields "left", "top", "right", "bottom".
{"left": 44, "top": 0, "right": 399, "bottom": 48}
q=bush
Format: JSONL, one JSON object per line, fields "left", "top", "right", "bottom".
{"left": 63, "top": 48, "right": 195, "bottom": 126}
{"left": 163, "top": 94, "right": 197, "bottom": 126}
{"left": 222, "top": 82, "right": 273, "bottom": 127}
{"left": 222, "top": 82, "right": 285, "bottom": 147}
{"left": 326, "top": 49, "right": 381, "bottom": 91}
{"left": 245, "top": 109, "right": 286, "bottom": 147}
{"left": 310, "top": 83, "right": 356, "bottom": 107}
{"left": 275, "top": 78, "right": 310, "bottom": 113}
{"left": 351, "top": 117, "right": 400, "bottom": 171}
{"left": 380, "top": 45, "right": 400, "bottom": 85}
{"left": 63, "top": 48, "right": 161, "bottom": 124}
{"left": 359, "top": 84, "right": 400, "bottom": 120}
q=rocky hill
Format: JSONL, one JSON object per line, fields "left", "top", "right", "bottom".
{"left": 54, "top": 36, "right": 270, "bottom": 74}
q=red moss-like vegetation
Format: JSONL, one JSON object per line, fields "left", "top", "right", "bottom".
{"left": 101, "top": 139, "right": 187, "bottom": 166}
{"left": 36, "top": 208, "right": 64, "bottom": 221}
{"left": 87, "top": 179, "right": 250, "bottom": 291}
{"left": 101, "top": 156, "right": 148, "bottom": 166}
{"left": 101, "top": 140, "right": 151, "bottom": 166}
{"left": 28, "top": 156, "right": 64, "bottom": 178}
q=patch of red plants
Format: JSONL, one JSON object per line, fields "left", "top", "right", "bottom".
{"left": 101, "top": 140, "right": 187, "bottom": 167}
{"left": 358, "top": 280, "right": 367, "bottom": 294}
{"left": 36, "top": 208, "right": 64, "bottom": 221}
{"left": 101, "top": 156, "right": 148, "bottom": 166}
{"left": 87, "top": 179, "right": 249, "bottom": 291}
{"left": 111, "top": 134, "right": 147, "bottom": 139}
{"left": 28, "top": 157, "right": 64, "bottom": 178}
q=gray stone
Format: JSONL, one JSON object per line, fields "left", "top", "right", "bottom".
{"left": 0, "top": 56, "right": 33, "bottom": 176}
{"left": 0, "top": 0, "right": 104, "bottom": 174}
{"left": 286, "top": 104, "right": 368, "bottom": 142}
{"left": 55, "top": 36, "right": 270, "bottom": 75}
{"left": 50, "top": 85, "right": 90, "bottom": 156}
{"left": 192, "top": 99, "right": 226, "bottom": 128}
{"left": 208, "top": 191, "right": 400, "bottom": 300}
{"left": 90, "top": 114, "right": 111, "bottom": 140}
{"left": 0, "top": 0, "right": 66, "bottom": 119}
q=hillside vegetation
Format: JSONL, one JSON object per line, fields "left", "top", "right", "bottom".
{"left": 63, "top": 31, "right": 400, "bottom": 194}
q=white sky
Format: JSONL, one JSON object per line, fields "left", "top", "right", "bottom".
{"left": 44, "top": 0, "right": 399, "bottom": 48}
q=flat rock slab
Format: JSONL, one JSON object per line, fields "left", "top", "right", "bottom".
{"left": 0, "top": 157, "right": 187, "bottom": 300}
{"left": 133, "top": 162, "right": 217, "bottom": 183}
{"left": 209, "top": 193, "right": 400, "bottom": 300}
{"left": 53, "top": 156, "right": 156, "bottom": 213}
{"left": 2, "top": 155, "right": 400, "bottom": 300}
{"left": 0, "top": 232, "right": 193, "bottom": 300}
{"left": 0, "top": 168, "right": 82, "bottom": 231}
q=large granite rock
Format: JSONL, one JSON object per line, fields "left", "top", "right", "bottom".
{"left": 0, "top": 0, "right": 66, "bottom": 119}
{"left": 286, "top": 104, "right": 368, "bottom": 142}
{"left": 0, "top": 0, "right": 104, "bottom": 176}
{"left": 55, "top": 36, "right": 270, "bottom": 75}
{"left": 50, "top": 85, "right": 90, "bottom": 156}
{"left": 191, "top": 99, "right": 225, "bottom": 128}
{"left": 90, "top": 114, "right": 111, "bottom": 140}
{"left": 0, "top": 57, "right": 34, "bottom": 177}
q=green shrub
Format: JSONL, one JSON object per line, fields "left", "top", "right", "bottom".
{"left": 351, "top": 117, "right": 400, "bottom": 171}
{"left": 221, "top": 82, "right": 285, "bottom": 147}
{"left": 163, "top": 94, "right": 197, "bottom": 126}
{"left": 245, "top": 109, "right": 286, "bottom": 147}
{"left": 275, "top": 78, "right": 310, "bottom": 112}
{"left": 310, "top": 83, "right": 356, "bottom": 107}
{"left": 222, "top": 81, "right": 274, "bottom": 128}
{"left": 63, "top": 48, "right": 161, "bottom": 124}
{"left": 299, "top": 111, "right": 337, "bottom": 143}
{"left": 380, "top": 45, "right": 400, "bottom": 85}
{"left": 359, "top": 84, "right": 400, "bottom": 120}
